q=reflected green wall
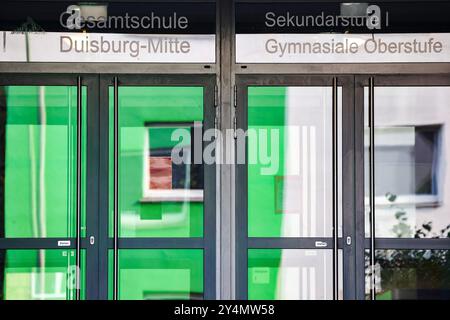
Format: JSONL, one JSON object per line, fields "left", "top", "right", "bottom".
{"left": 2, "top": 85, "right": 286, "bottom": 300}
{"left": 108, "top": 249, "right": 203, "bottom": 300}
{"left": 247, "top": 87, "right": 286, "bottom": 299}
{"left": 4, "top": 86, "right": 85, "bottom": 238}
{"left": 108, "top": 87, "right": 204, "bottom": 238}
{"left": 1, "top": 249, "right": 85, "bottom": 300}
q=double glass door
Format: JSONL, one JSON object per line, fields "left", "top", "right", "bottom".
{"left": 0, "top": 74, "right": 216, "bottom": 300}
{"left": 236, "top": 74, "right": 450, "bottom": 300}
{"left": 1, "top": 72, "right": 450, "bottom": 300}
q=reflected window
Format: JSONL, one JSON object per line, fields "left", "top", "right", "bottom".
{"left": 144, "top": 122, "right": 203, "bottom": 202}
{"left": 110, "top": 86, "right": 204, "bottom": 238}
{"left": 364, "top": 86, "right": 450, "bottom": 238}
{"left": 366, "top": 125, "right": 441, "bottom": 205}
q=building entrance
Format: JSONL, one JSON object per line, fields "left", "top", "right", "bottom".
{"left": 235, "top": 74, "right": 450, "bottom": 300}
{"left": 0, "top": 74, "right": 216, "bottom": 300}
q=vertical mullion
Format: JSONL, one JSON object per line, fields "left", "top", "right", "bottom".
{"left": 218, "top": 0, "right": 235, "bottom": 301}
{"left": 112, "top": 77, "right": 119, "bottom": 300}
{"left": 341, "top": 76, "right": 357, "bottom": 299}
{"left": 204, "top": 79, "right": 217, "bottom": 299}
{"left": 75, "top": 76, "right": 82, "bottom": 300}
{"left": 235, "top": 78, "right": 248, "bottom": 299}
{"left": 332, "top": 77, "right": 339, "bottom": 300}
{"left": 98, "top": 75, "right": 110, "bottom": 300}
{"left": 0, "top": 77, "right": 7, "bottom": 298}
{"left": 85, "top": 75, "right": 100, "bottom": 300}
{"left": 368, "top": 77, "right": 376, "bottom": 300}
{"left": 355, "top": 76, "right": 367, "bottom": 300}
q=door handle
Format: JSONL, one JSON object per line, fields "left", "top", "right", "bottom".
{"left": 57, "top": 240, "right": 71, "bottom": 247}
{"left": 315, "top": 241, "right": 328, "bottom": 248}
{"left": 346, "top": 236, "right": 352, "bottom": 246}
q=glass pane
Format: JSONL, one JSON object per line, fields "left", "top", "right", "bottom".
{"left": 109, "top": 87, "right": 204, "bottom": 238}
{"left": 248, "top": 249, "right": 342, "bottom": 300}
{"left": 108, "top": 249, "right": 203, "bottom": 300}
{"left": 365, "top": 249, "right": 450, "bottom": 300}
{"left": 0, "top": 86, "right": 87, "bottom": 238}
{"left": 247, "top": 86, "right": 342, "bottom": 238}
{"left": 0, "top": 249, "right": 85, "bottom": 300}
{"left": 365, "top": 87, "right": 450, "bottom": 238}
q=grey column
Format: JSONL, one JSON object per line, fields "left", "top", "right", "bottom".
{"left": 217, "top": 0, "right": 235, "bottom": 300}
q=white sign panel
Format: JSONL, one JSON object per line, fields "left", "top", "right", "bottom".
{"left": 0, "top": 32, "right": 215, "bottom": 63}
{"left": 0, "top": 32, "right": 27, "bottom": 61}
{"left": 236, "top": 33, "right": 450, "bottom": 63}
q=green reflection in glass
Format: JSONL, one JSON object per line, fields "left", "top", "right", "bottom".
{"left": 108, "top": 87, "right": 204, "bottom": 238}
{"left": 248, "top": 87, "right": 286, "bottom": 238}
{"left": 249, "top": 249, "right": 336, "bottom": 300}
{"left": 1, "top": 86, "right": 87, "bottom": 238}
{"left": 248, "top": 249, "right": 282, "bottom": 300}
{"left": 366, "top": 249, "right": 450, "bottom": 300}
{"left": 108, "top": 249, "right": 203, "bottom": 300}
{"left": 248, "top": 86, "right": 335, "bottom": 238}
{"left": 0, "top": 249, "right": 85, "bottom": 300}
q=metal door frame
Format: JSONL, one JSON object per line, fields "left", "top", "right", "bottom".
{"left": 355, "top": 74, "right": 450, "bottom": 300}
{"left": 0, "top": 73, "right": 100, "bottom": 300}
{"left": 235, "top": 74, "right": 356, "bottom": 299}
{"left": 98, "top": 74, "right": 217, "bottom": 300}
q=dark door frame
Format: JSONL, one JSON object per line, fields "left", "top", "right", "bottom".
{"left": 236, "top": 73, "right": 450, "bottom": 300}
{"left": 235, "top": 74, "right": 356, "bottom": 299}
{"left": 0, "top": 73, "right": 100, "bottom": 300}
{"left": 0, "top": 73, "right": 217, "bottom": 300}
{"left": 355, "top": 74, "right": 450, "bottom": 300}
{"left": 98, "top": 74, "right": 217, "bottom": 300}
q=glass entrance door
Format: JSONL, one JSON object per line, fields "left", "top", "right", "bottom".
{"left": 100, "top": 75, "right": 216, "bottom": 300}
{"left": 3, "top": 72, "right": 450, "bottom": 300}
{"left": 0, "top": 74, "right": 98, "bottom": 300}
{"left": 235, "top": 73, "right": 450, "bottom": 300}
{"left": 358, "top": 75, "right": 450, "bottom": 300}
{"left": 235, "top": 75, "right": 355, "bottom": 300}
{"left": 0, "top": 74, "right": 217, "bottom": 300}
